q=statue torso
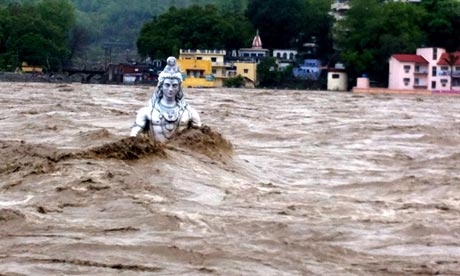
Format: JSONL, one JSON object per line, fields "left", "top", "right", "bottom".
{"left": 148, "top": 100, "right": 192, "bottom": 142}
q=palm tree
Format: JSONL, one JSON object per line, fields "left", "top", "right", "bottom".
{"left": 443, "top": 52, "right": 460, "bottom": 91}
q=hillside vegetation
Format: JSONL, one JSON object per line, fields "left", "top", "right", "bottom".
{"left": 1, "top": 0, "right": 459, "bottom": 87}
{"left": 0, "top": 0, "right": 248, "bottom": 67}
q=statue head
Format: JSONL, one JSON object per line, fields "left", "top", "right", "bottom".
{"left": 157, "top": 72, "right": 183, "bottom": 102}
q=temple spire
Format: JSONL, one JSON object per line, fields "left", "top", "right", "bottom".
{"left": 252, "top": 30, "right": 262, "bottom": 49}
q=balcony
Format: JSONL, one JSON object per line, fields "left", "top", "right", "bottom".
{"left": 437, "top": 70, "right": 460, "bottom": 77}
{"left": 212, "top": 62, "right": 233, "bottom": 67}
{"left": 414, "top": 70, "right": 428, "bottom": 75}
{"left": 213, "top": 74, "right": 229, "bottom": 79}
{"left": 413, "top": 81, "right": 428, "bottom": 89}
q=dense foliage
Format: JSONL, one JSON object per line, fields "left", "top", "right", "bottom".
{"left": 69, "top": 0, "right": 248, "bottom": 52}
{"left": 246, "top": 0, "right": 334, "bottom": 63}
{"left": 137, "top": 0, "right": 333, "bottom": 60}
{"left": 1, "top": 0, "right": 460, "bottom": 89}
{"left": 224, "top": 74, "right": 245, "bottom": 88}
{"left": 256, "top": 57, "right": 294, "bottom": 88}
{"left": 421, "top": 0, "right": 460, "bottom": 52}
{"left": 0, "top": 0, "right": 75, "bottom": 71}
{"left": 137, "top": 5, "right": 253, "bottom": 59}
{"left": 335, "top": 0, "right": 426, "bottom": 83}
{"left": 247, "top": 0, "right": 307, "bottom": 49}
{"left": 336, "top": 0, "right": 460, "bottom": 84}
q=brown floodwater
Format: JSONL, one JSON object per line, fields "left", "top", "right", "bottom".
{"left": 0, "top": 82, "right": 459, "bottom": 275}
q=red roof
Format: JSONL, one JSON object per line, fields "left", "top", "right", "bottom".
{"left": 392, "top": 54, "right": 428, "bottom": 64}
{"left": 437, "top": 51, "right": 460, "bottom": 65}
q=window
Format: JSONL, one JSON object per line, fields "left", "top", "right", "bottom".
{"left": 332, "top": 74, "right": 340, "bottom": 79}
{"left": 453, "top": 78, "right": 460, "bottom": 87}
{"left": 415, "top": 65, "right": 420, "bottom": 72}
{"left": 211, "top": 57, "right": 216, "bottom": 62}
{"left": 404, "top": 65, "right": 411, "bottom": 73}
{"left": 441, "top": 79, "right": 448, "bottom": 87}
{"left": 431, "top": 81, "right": 436, "bottom": 89}
{"left": 441, "top": 66, "right": 448, "bottom": 71}
{"left": 403, "top": 78, "right": 410, "bottom": 86}
{"left": 433, "top": 48, "right": 437, "bottom": 60}
{"left": 432, "top": 66, "right": 437, "bottom": 76}
{"left": 197, "top": 57, "right": 202, "bottom": 60}
{"left": 212, "top": 69, "right": 216, "bottom": 74}
{"left": 415, "top": 78, "right": 420, "bottom": 85}
{"left": 244, "top": 69, "right": 249, "bottom": 74}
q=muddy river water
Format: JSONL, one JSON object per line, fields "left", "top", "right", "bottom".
{"left": 0, "top": 82, "right": 459, "bottom": 275}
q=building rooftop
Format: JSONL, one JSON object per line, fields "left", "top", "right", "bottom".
{"left": 437, "top": 52, "right": 460, "bottom": 66}
{"left": 392, "top": 54, "right": 428, "bottom": 64}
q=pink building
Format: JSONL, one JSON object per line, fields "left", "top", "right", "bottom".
{"left": 389, "top": 48, "right": 460, "bottom": 91}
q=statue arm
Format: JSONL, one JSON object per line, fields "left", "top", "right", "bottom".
{"left": 189, "top": 107, "right": 202, "bottom": 127}
{"left": 130, "top": 107, "right": 150, "bottom": 136}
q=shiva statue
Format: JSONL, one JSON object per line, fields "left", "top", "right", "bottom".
{"left": 130, "top": 71, "right": 201, "bottom": 142}
{"left": 149, "top": 56, "right": 181, "bottom": 107}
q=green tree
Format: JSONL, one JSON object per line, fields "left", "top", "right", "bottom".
{"left": 256, "top": 56, "right": 281, "bottom": 87}
{"left": 67, "top": 19, "right": 93, "bottom": 63}
{"left": 421, "top": 0, "right": 460, "bottom": 51}
{"left": 0, "top": 0, "right": 76, "bottom": 71}
{"left": 216, "top": 0, "right": 247, "bottom": 14}
{"left": 246, "top": 0, "right": 307, "bottom": 49}
{"left": 137, "top": 5, "right": 253, "bottom": 59}
{"left": 297, "top": 0, "right": 334, "bottom": 61}
{"left": 336, "top": 0, "right": 425, "bottom": 84}
{"left": 0, "top": 6, "right": 13, "bottom": 69}
{"left": 224, "top": 74, "right": 245, "bottom": 88}
{"left": 38, "top": 0, "right": 76, "bottom": 32}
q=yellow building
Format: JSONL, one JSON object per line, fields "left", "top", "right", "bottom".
{"left": 179, "top": 49, "right": 231, "bottom": 87}
{"left": 235, "top": 62, "right": 257, "bottom": 87}
{"left": 177, "top": 58, "right": 215, "bottom": 88}
{"left": 21, "top": 62, "right": 43, "bottom": 73}
{"left": 178, "top": 49, "right": 259, "bottom": 88}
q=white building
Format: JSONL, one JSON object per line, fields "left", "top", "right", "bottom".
{"left": 389, "top": 48, "right": 460, "bottom": 91}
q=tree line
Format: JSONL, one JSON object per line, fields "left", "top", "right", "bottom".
{"left": 0, "top": 0, "right": 459, "bottom": 87}
{"left": 335, "top": 0, "right": 460, "bottom": 85}
{"left": 0, "top": 0, "right": 75, "bottom": 71}
{"left": 0, "top": 0, "right": 248, "bottom": 71}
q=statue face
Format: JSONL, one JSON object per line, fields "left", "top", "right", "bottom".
{"left": 162, "top": 78, "right": 180, "bottom": 100}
